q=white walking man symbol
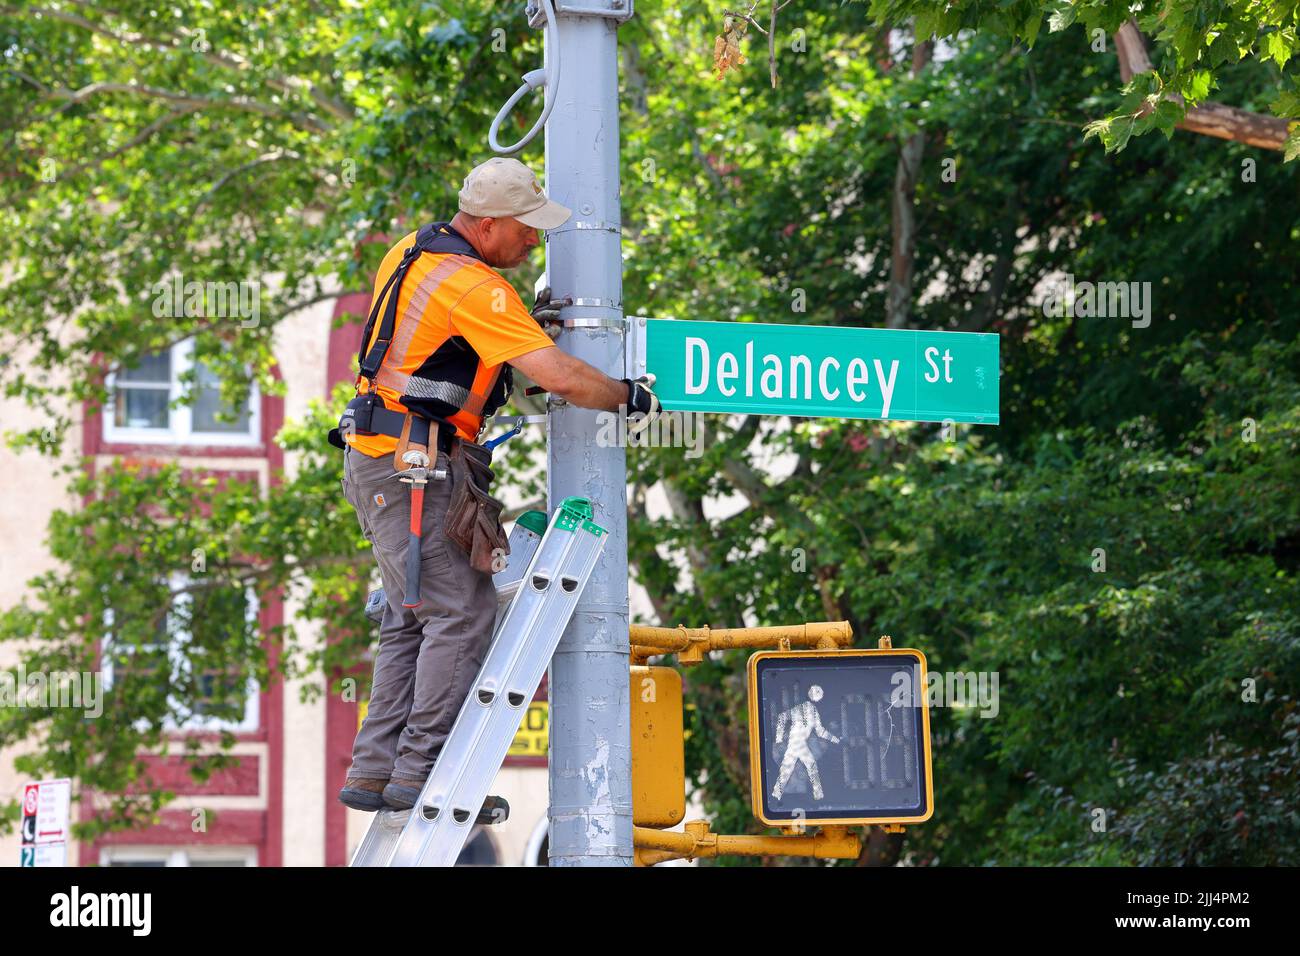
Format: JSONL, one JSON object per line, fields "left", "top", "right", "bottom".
{"left": 771, "top": 684, "right": 841, "bottom": 802}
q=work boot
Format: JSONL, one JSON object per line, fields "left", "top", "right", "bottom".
{"left": 382, "top": 780, "right": 510, "bottom": 825}
{"left": 380, "top": 779, "right": 425, "bottom": 811}
{"left": 338, "top": 776, "right": 388, "bottom": 812}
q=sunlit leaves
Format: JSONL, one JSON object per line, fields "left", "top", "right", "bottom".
{"left": 847, "top": 0, "right": 1300, "bottom": 157}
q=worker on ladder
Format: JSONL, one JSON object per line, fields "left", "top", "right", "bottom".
{"left": 331, "top": 157, "right": 659, "bottom": 817}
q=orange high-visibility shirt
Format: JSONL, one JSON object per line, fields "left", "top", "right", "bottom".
{"left": 346, "top": 229, "right": 555, "bottom": 458}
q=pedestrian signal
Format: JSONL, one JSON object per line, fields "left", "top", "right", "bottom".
{"left": 747, "top": 648, "right": 934, "bottom": 827}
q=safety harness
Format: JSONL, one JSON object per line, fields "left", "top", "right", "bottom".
{"left": 327, "top": 222, "right": 512, "bottom": 455}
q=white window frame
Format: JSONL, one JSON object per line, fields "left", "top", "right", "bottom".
{"left": 103, "top": 338, "right": 261, "bottom": 447}
{"left": 102, "top": 574, "right": 261, "bottom": 734}
{"left": 100, "top": 846, "right": 258, "bottom": 867}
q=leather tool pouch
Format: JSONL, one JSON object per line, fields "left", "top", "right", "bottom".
{"left": 445, "top": 441, "right": 510, "bottom": 574}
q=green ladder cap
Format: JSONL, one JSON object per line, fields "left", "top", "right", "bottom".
{"left": 556, "top": 496, "right": 606, "bottom": 536}
{"left": 559, "top": 496, "right": 593, "bottom": 520}
{"left": 516, "top": 510, "right": 548, "bottom": 536}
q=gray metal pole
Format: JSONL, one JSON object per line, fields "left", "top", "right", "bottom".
{"left": 539, "top": 2, "right": 634, "bottom": 866}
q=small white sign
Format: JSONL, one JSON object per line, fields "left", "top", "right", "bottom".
{"left": 21, "top": 778, "right": 72, "bottom": 866}
{"left": 34, "top": 778, "right": 71, "bottom": 845}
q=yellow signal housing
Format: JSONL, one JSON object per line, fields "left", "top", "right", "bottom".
{"left": 630, "top": 665, "right": 686, "bottom": 827}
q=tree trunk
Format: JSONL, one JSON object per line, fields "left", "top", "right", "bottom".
{"left": 885, "top": 36, "right": 933, "bottom": 330}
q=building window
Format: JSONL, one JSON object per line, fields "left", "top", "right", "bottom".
{"left": 104, "top": 339, "right": 259, "bottom": 446}
{"left": 101, "top": 847, "right": 257, "bottom": 867}
{"left": 103, "top": 576, "right": 260, "bottom": 734}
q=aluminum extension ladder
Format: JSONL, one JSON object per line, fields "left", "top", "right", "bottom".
{"left": 349, "top": 496, "right": 608, "bottom": 867}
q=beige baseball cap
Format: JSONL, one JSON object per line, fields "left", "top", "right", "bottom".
{"left": 458, "top": 157, "right": 571, "bottom": 230}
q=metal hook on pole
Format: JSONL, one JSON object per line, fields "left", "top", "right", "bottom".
{"left": 488, "top": 0, "right": 560, "bottom": 154}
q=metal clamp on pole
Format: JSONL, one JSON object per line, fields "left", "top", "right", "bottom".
{"left": 545, "top": 218, "right": 622, "bottom": 238}
{"left": 526, "top": 0, "right": 636, "bottom": 24}
{"left": 560, "top": 317, "right": 626, "bottom": 330}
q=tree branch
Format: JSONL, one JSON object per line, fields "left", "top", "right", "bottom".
{"left": 768, "top": 0, "right": 778, "bottom": 89}
{"left": 46, "top": 81, "right": 330, "bottom": 134}
{"left": 193, "top": 149, "right": 302, "bottom": 212}
{"left": 49, "top": 2, "right": 356, "bottom": 122}
{"left": 59, "top": 107, "right": 200, "bottom": 181}
{"left": 1114, "top": 20, "right": 1289, "bottom": 151}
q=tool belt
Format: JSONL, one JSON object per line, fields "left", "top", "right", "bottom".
{"left": 332, "top": 394, "right": 507, "bottom": 576}
{"left": 444, "top": 439, "right": 510, "bottom": 575}
{"left": 328, "top": 395, "right": 454, "bottom": 455}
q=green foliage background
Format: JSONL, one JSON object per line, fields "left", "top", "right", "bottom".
{"left": 1, "top": 1, "right": 1297, "bottom": 863}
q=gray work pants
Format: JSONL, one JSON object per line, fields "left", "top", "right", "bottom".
{"left": 342, "top": 446, "right": 497, "bottom": 785}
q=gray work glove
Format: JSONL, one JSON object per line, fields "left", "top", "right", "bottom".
{"left": 530, "top": 286, "right": 571, "bottom": 340}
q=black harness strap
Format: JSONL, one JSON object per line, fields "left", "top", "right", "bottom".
{"left": 356, "top": 222, "right": 483, "bottom": 384}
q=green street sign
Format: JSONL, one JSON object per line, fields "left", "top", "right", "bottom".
{"left": 643, "top": 319, "right": 999, "bottom": 425}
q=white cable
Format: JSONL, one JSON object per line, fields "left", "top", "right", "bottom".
{"left": 488, "top": 0, "right": 560, "bottom": 154}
